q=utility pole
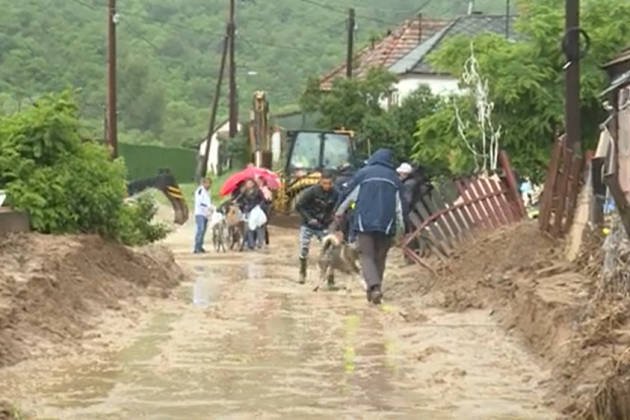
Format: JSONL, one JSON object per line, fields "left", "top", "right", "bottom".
{"left": 564, "top": 0, "right": 580, "bottom": 149}
{"left": 505, "top": 0, "right": 510, "bottom": 39}
{"left": 107, "top": 0, "right": 118, "bottom": 158}
{"left": 202, "top": 27, "right": 229, "bottom": 178}
{"left": 228, "top": 0, "right": 238, "bottom": 138}
{"left": 346, "top": 8, "right": 355, "bottom": 78}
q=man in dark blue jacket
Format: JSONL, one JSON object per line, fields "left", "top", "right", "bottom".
{"left": 335, "top": 148, "right": 408, "bottom": 304}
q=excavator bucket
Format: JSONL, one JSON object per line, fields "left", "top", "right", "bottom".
{"left": 268, "top": 213, "right": 302, "bottom": 229}
{"left": 162, "top": 185, "right": 189, "bottom": 225}
{"left": 127, "top": 169, "right": 190, "bottom": 225}
{"left": 267, "top": 172, "right": 322, "bottom": 229}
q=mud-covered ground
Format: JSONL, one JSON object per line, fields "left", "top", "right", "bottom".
{"left": 0, "top": 221, "right": 563, "bottom": 419}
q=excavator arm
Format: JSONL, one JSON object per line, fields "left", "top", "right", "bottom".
{"left": 126, "top": 169, "right": 189, "bottom": 225}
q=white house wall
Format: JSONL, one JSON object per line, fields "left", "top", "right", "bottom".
{"left": 379, "top": 74, "right": 461, "bottom": 108}
{"left": 198, "top": 121, "right": 241, "bottom": 176}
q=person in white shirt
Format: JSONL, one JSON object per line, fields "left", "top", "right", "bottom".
{"left": 193, "top": 177, "right": 213, "bottom": 253}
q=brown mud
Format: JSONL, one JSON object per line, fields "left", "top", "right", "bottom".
{"left": 0, "top": 223, "right": 561, "bottom": 419}
{"left": 0, "top": 232, "right": 185, "bottom": 369}
{"left": 388, "top": 222, "right": 630, "bottom": 419}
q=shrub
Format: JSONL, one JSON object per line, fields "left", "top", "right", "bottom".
{"left": 0, "top": 91, "right": 169, "bottom": 246}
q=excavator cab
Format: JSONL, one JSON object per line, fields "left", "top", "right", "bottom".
{"left": 285, "top": 129, "right": 357, "bottom": 176}
{"left": 126, "top": 169, "right": 189, "bottom": 225}
{"left": 272, "top": 130, "right": 359, "bottom": 218}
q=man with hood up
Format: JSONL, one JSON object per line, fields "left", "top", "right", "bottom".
{"left": 334, "top": 148, "right": 409, "bottom": 304}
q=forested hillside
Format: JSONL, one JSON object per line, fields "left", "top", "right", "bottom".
{"left": 0, "top": 0, "right": 510, "bottom": 147}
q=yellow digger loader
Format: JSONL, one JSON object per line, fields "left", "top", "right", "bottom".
{"left": 245, "top": 91, "right": 360, "bottom": 227}
{"left": 270, "top": 129, "right": 359, "bottom": 227}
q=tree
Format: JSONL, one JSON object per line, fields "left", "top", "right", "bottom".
{"left": 413, "top": 0, "right": 630, "bottom": 180}
{"left": 0, "top": 91, "right": 169, "bottom": 246}
{"left": 363, "top": 85, "right": 441, "bottom": 162}
{"left": 301, "top": 68, "right": 446, "bottom": 165}
{"left": 300, "top": 67, "right": 398, "bottom": 130}
{"left": 0, "top": 0, "right": 515, "bottom": 147}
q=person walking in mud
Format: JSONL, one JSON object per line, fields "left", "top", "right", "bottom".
{"left": 295, "top": 170, "right": 339, "bottom": 285}
{"left": 193, "top": 177, "right": 214, "bottom": 254}
{"left": 236, "top": 178, "right": 266, "bottom": 250}
{"left": 335, "top": 149, "right": 408, "bottom": 304}
{"left": 396, "top": 163, "right": 432, "bottom": 232}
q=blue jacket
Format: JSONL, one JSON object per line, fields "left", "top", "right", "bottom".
{"left": 335, "top": 148, "right": 408, "bottom": 236}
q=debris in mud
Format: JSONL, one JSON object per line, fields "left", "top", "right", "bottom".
{"left": 0, "top": 233, "right": 185, "bottom": 369}
{"left": 0, "top": 401, "right": 22, "bottom": 420}
{"left": 415, "top": 345, "right": 449, "bottom": 362}
{"left": 388, "top": 221, "right": 630, "bottom": 419}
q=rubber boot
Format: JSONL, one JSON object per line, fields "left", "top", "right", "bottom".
{"left": 326, "top": 274, "right": 338, "bottom": 291}
{"left": 299, "top": 258, "right": 307, "bottom": 284}
{"left": 367, "top": 285, "right": 383, "bottom": 304}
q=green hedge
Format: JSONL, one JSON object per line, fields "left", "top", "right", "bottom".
{"left": 119, "top": 143, "right": 198, "bottom": 183}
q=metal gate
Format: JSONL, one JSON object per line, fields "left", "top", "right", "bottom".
{"left": 402, "top": 151, "right": 526, "bottom": 271}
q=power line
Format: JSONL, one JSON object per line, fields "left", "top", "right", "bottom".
{"left": 294, "top": 0, "right": 396, "bottom": 25}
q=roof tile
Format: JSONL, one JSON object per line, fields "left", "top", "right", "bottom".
{"left": 407, "top": 14, "right": 519, "bottom": 74}
{"left": 319, "top": 16, "right": 451, "bottom": 90}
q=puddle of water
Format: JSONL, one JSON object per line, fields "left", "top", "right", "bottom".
{"left": 192, "top": 276, "right": 213, "bottom": 308}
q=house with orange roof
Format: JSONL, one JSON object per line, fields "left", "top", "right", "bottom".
{"left": 319, "top": 12, "right": 518, "bottom": 107}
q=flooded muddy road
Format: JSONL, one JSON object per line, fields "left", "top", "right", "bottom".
{"left": 0, "top": 225, "right": 558, "bottom": 419}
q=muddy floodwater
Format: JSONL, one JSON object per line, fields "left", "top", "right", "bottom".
{"left": 0, "top": 226, "right": 558, "bottom": 419}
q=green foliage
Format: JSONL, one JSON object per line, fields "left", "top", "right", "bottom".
{"left": 118, "top": 195, "right": 171, "bottom": 246}
{"left": 413, "top": 0, "right": 630, "bottom": 180}
{"left": 412, "top": 94, "right": 480, "bottom": 175}
{"left": 0, "top": 0, "right": 515, "bottom": 148}
{"left": 363, "top": 86, "right": 442, "bottom": 162}
{"left": 118, "top": 142, "right": 198, "bottom": 183}
{"left": 301, "top": 68, "right": 443, "bottom": 165}
{"left": 0, "top": 91, "right": 168, "bottom": 246}
{"left": 302, "top": 68, "right": 398, "bottom": 130}
{"left": 221, "top": 132, "right": 251, "bottom": 169}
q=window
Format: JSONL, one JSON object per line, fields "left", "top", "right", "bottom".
{"left": 289, "top": 132, "right": 353, "bottom": 170}
{"left": 322, "top": 133, "right": 352, "bottom": 169}
{"left": 390, "top": 90, "right": 400, "bottom": 106}
{"left": 289, "top": 132, "right": 321, "bottom": 170}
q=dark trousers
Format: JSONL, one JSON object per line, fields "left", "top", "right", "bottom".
{"left": 357, "top": 233, "right": 393, "bottom": 288}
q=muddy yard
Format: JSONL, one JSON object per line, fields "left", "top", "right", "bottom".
{"left": 0, "top": 221, "right": 627, "bottom": 419}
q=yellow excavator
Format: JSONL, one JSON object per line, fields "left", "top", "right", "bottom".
{"left": 246, "top": 91, "right": 360, "bottom": 227}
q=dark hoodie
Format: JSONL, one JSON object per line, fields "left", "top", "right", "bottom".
{"left": 335, "top": 148, "right": 408, "bottom": 236}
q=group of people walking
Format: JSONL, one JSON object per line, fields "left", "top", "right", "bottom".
{"left": 193, "top": 175, "right": 272, "bottom": 254}
{"left": 296, "top": 148, "right": 413, "bottom": 304}
{"left": 193, "top": 147, "right": 425, "bottom": 305}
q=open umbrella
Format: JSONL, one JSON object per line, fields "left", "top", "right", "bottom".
{"left": 219, "top": 166, "right": 280, "bottom": 197}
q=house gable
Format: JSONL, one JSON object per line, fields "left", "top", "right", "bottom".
{"left": 318, "top": 16, "right": 451, "bottom": 90}
{"left": 395, "top": 14, "right": 519, "bottom": 76}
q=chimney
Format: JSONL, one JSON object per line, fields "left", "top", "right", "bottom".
{"left": 417, "top": 13, "right": 423, "bottom": 43}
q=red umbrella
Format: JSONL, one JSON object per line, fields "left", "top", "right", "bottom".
{"left": 219, "top": 166, "right": 280, "bottom": 197}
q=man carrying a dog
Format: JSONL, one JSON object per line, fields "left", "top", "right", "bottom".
{"left": 335, "top": 149, "right": 409, "bottom": 304}
{"left": 295, "top": 170, "right": 339, "bottom": 285}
